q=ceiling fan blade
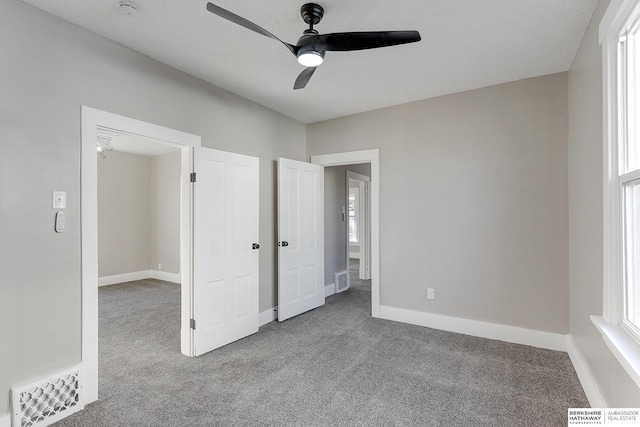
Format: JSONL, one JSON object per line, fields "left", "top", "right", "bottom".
{"left": 294, "top": 67, "right": 317, "bottom": 90}
{"left": 206, "top": 2, "right": 297, "bottom": 55}
{"left": 314, "top": 31, "right": 421, "bottom": 52}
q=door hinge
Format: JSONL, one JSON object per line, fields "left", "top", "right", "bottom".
{"left": 190, "top": 318, "right": 196, "bottom": 330}
{"left": 190, "top": 172, "right": 197, "bottom": 183}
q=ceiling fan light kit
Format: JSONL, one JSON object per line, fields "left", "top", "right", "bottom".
{"left": 205, "top": 2, "right": 421, "bottom": 89}
{"left": 297, "top": 50, "right": 324, "bottom": 67}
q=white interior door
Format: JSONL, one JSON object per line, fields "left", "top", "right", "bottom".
{"left": 192, "top": 147, "right": 259, "bottom": 356}
{"left": 277, "top": 158, "right": 324, "bottom": 321}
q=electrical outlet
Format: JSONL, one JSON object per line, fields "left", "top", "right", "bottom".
{"left": 427, "top": 288, "right": 435, "bottom": 300}
{"left": 158, "top": 263, "right": 162, "bottom": 270}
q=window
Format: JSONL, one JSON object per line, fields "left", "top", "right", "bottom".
{"left": 596, "top": 0, "right": 640, "bottom": 388}
{"left": 624, "top": 180, "right": 640, "bottom": 336}
{"left": 620, "top": 18, "right": 640, "bottom": 341}
{"left": 348, "top": 187, "right": 359, "bottom": 243}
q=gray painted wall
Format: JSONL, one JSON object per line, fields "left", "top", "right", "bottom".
{"left": 0, "top": 0, "right": 305, "bottom": 415}
{"left": 308, "top": 73, "right": 570, "bottom": 335}
{"left": 568, "top": 0, "right": 640, "bottom": 406}
{"left": 98, "top": 151, "right": 152, "bottom": 277}
{"left": 98, "top": 150, "right": 181, "bottom": 278}
{"left": 150, "top": 151, "right": 181, "bottom": 275}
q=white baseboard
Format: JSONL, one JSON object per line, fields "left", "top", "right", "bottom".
{"left": 0, "top": 413, "right": 10, "bottom": 427}
{"left": 379, "top": 305, "right": 568, "bottom": 352}
{"left": 325, "top": 283, "right": 335, "bottom": 297}
{"left": 566, "top": 334, "right": 606, "bottom": 407}
{"left": 150, "top": 270, "right": 180, "bottom": 284}
{"left": 98, "top": 270, "right": 152, "bottom": 286}
{"left": 259, "top": 307, "right": 277, "bottom": 327}
{"left": 99, "top": 270, "right": 180, "bottom": 286}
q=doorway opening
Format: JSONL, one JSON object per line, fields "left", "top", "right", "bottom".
{"left": 97, "top": 128, "right": 182, "bottom": 287}
{"left": 81, "top": 106, "right": 200, "bottom": 404}
{"left": 311, "top": 149, "right": 380, "bottom": 317}
{"left": 322, "top": 165, "right": 371, "bottom": 298}
{"left": 96, "top": 128, "right": 183, "bottom": 393}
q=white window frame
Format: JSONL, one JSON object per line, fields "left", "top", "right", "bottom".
{"left": 594, "top": 0, "right": 640, "bottom": 389}
{"left": 348, "top": 186, "right": 359, "bottom": 244}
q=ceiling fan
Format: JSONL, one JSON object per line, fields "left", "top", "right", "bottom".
{"left": 205, "top": 2, "right": 421, "bottom": 90}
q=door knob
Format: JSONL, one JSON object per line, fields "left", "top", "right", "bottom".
{"left": 252, "top": 243, "right": 260, "bottom": 250}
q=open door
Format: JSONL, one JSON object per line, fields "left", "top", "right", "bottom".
{"left": 277, "top": 158, "right": 325, "bottom": 321}
{"left": 191, "top": 147, "right": 259, "bottom": 356}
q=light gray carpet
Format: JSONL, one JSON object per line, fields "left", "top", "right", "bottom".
{"left": 56, "top": 261, "right": 588, "bottom": 426}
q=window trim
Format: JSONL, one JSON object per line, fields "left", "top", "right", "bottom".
{"left": 348, "top": 186, "right": 359, "bottom": 244}
{"left": 595, "top": 0, "right": 640, "bottom": 389}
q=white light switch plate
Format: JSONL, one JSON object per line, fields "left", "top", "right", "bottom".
{"left": 53, "top": 191, "right": 66, "bottom": 209}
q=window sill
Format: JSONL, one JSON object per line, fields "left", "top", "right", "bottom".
{"left": 591, "top": 315, "right": 640, "bottom": 389}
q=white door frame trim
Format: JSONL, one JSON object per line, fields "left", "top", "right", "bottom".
{"left": 311, "top": 149, "right": 380, "bottom": 317}
{"left": 80, "top": 106, "right": 200, "bottom": 404}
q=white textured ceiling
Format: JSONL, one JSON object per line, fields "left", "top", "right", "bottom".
{"left": 20, "top": 0, "right": 598, "bottom": 124}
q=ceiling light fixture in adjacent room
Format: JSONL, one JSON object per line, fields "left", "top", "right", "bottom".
{"left": 96, "top": 135, "right": 114, "bottom": 159}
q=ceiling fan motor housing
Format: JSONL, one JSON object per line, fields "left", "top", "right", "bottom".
{"left": 298, "top": 5, "right": 325, "bottom": 67}
{"left": 301, "top": 3, "right": 324, "bottom": 27}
